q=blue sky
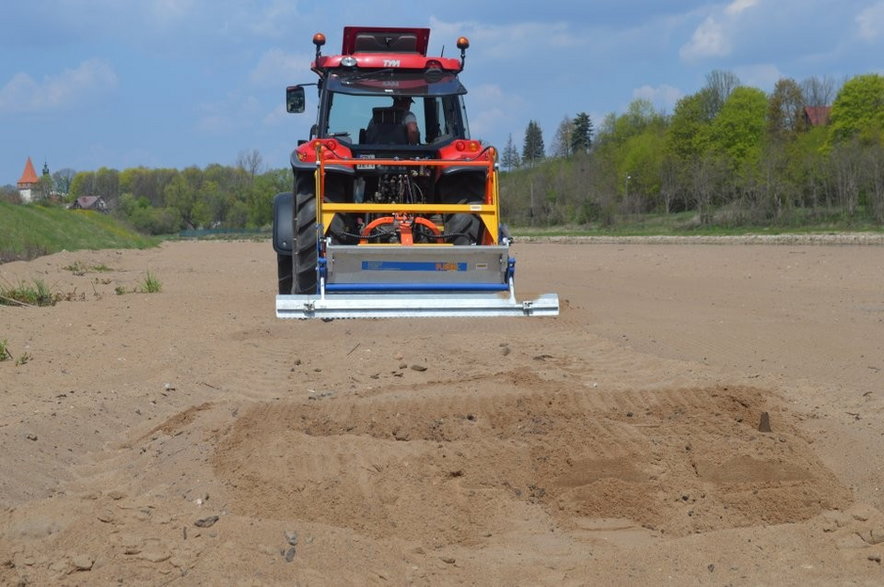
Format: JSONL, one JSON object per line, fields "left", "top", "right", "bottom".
{"left": 2, "top": 0, "right": 882, "bottom": 185}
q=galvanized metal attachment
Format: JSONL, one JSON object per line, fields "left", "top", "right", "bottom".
{"left": 276, "top": 244, "right": 559, "bottom": 319}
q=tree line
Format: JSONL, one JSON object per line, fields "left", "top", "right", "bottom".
{"left": 1, "top": 150, "right": 289, "bottom": 235}
{"left": 499, "top": 71, "right": 884, "bottom": 228}
{"left": 5, "top": 71, "right": 880, "bottom": 233}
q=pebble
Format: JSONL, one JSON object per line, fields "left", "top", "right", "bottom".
{"left": 139, "top": 549, "right": 171, "bottom": 563}
{"left": 284, "top": 546, "right": 296, "bottom": 562}
{"left": 758, "top": 412, "right": 771, "bottom": 433}
{"left": 97, "top": 509, "right": 116, "bottom": 523}
{"left": 867, "top": 528, "right": 884, "bottom": 545}
{"left": 410, "top": 364, "right": 428, "bottom": 372}
{"left": 285, "top": 530, "right": 298, "bottom": 546}
{"left": 70, "top": 554, "right": 94, "bottom": 571}
{"left": 441, "top": 557, "right": 455, "bottom": 564}
{"left": 194, "top": 515, "right": 219, "bottom": 528}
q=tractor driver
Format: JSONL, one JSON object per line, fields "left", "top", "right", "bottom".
{"left": 391, "top": 96, "right": 420, "bottom": 144}
{"left": 364, "top": 95, "right": 421, "bottom": 145}
{"left": 393, "top": 96, "right": 420, "bottom": 145}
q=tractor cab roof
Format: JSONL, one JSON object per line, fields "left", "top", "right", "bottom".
{"left": 312, "top": 26, "right": 465, "bottom": 74}
{"left": 342, "top": 27, "right": 430, "bottom": 56}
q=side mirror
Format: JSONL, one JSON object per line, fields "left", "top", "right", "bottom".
{"left": 286, "top": 86, "right": 305, "bottom": 113}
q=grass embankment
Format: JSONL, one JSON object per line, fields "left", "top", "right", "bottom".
{"left": 511, "top": 211, "right": 884, "bottom": 238}
{"left": 0, "top": 202, "right": 157, "bottom": 263}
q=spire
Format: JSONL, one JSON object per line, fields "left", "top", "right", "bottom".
{"left": 18, "top": 157, "right": 39, "bottom": 187}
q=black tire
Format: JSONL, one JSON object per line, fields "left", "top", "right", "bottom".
{"left": 277, "top": 253, "right": 293, "bottom": 294}
{"left": 445, "top": 212, "right": 481, "bottom": 245}
{"left": 293, "top": 189, "right": 318, "bottom": 294}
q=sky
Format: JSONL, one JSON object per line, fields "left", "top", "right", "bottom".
{"left": 2, "top": 0, "right": 883, "bottom": 185}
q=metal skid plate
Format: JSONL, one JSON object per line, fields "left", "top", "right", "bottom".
{"left": 276, "top": 290, "right": 560, "bottom": 319}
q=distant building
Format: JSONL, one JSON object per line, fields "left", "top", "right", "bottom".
{"left": 17, "top": 157, "right": 39, "bottom": 203}
{"left": 69, "top": 195, "right": 109, "bottom": 213}
{"left": 804, "top": 106, "right": 831, "bottom": 127}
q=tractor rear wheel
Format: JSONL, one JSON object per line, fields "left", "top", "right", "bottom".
{"left": 293, "top": 189, "right": 318, "bottom": 294}
{"left": 444, "top": 212, "right": 481, "bottom": 245}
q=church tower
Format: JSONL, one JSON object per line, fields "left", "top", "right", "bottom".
{"left": 17, "top": 157, "right": 39, "bottom": 203}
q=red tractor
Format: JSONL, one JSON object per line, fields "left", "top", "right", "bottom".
{"left": 272, "top": 26, "right": 558, "bottom": 318}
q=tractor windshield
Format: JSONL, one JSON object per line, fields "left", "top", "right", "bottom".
{"left": 323, "top": 71, "right": 470, "bottom": 145}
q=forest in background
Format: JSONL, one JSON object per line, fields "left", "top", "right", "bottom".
{"left": 500, "top": 71, "right": 883, "bottom": 229}
{"left": 2, "top": 71, "right": 881, "bottom": 235}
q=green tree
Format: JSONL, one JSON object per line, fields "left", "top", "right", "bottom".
{"left": 768, "top": 78, "right": 806, "bottom": 140}
{"left": 551, "top": 116, "right": 574, "bottom": 158}
{"left": 522, "top": 120, "right": 545, "bottom": 166}
{"left": 705, "top": 86, "right": 768, "bottom": 172}
{"left": 69, "top": 171, "right": 96, "bottom": 199}
{"left": 597, "top": 99, "right": 662, "bottom": 148}
{"left": 703, "top": 70, "right": 741, "bottom": 119}
{"left": 500, "top": 133, "right": 521, "bottom": 170}
{"left": 120, "top": 167, "right": 176, "bottom": 207}
{"left": 163, "top": 169, "right": 205, "bottom": 230}
{"left": 620, "top": 130, "right": 666, "bottom": 213}
{"left": 94, "top": 167, "right": 120, "bottom": 203}
{"left": 51, "top": 168, "right": 76, "bottom": 196}
{"left": 829, "top": 73, "right": 884, "bottom": 144}
{"left": 571, "top": 112, "right": 593, "bottom": 154}
{"left": 666, "top": 90, "right": 714, "bottom": 161}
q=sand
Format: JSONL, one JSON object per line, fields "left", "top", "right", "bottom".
{"left": 1, "top": 238, "right": 883, "bottom": 585}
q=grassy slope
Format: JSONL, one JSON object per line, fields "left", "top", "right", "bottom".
{"left": 511, "top": 211, "right": 884, "bottom": 237}
{"left": 0, "top": 202, "right": 157, "bottom": 262}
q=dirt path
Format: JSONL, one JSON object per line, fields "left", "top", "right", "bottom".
{"left": 1, "top": 239, "right": 882, "bottom": 584}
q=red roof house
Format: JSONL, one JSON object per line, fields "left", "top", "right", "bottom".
{"left": 804, "top": 106, "right": 831, "bottom": 127}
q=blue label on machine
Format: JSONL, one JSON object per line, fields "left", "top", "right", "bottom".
{"left": 362, "top": 261, "right": 468, "bottom": 272}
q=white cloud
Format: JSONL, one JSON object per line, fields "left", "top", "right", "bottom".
{"left": 250, "top": 49, "right": 312, "bottom": 87}
{"left": 262, "top": 103, "right": 289, "bottom": 127}
{"left": 429, "top": 16, "right": 587, "bottom": 60}
{"left": 245, "top": 0, "right": 299, "bottom": 38}
{"left": 0, "top": 58, "right": 118, "bottom": 114}
{"left": 856, "top": 1, "right": 884, "bottom": 40}
{"left": 632, "top": 84, "right": 684, "bottom": 111}
{"left": 679, "top": 0, "right": 762, "bottom": 62}
{"left": 463, "top": 83, "right": 529, "bottom": 141}
{"left": 725, "top": 0, "right": 759, "bottom": 17}
{"left": 680, "top": 16, "right": 730, "bottom": 60}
